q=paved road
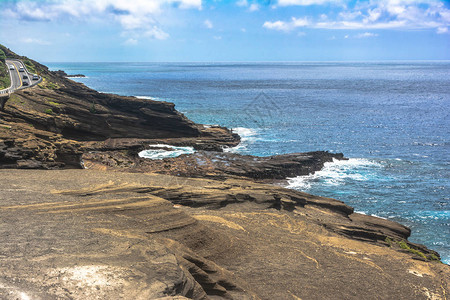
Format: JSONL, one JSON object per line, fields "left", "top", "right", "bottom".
{"left": 0, "top": 59, "right": 42, "bottom": 95}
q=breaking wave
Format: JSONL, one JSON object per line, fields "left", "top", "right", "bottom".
{"left": 224, "top": 127, "right": 259, "bottom": 153}
{"left": 287, "top": 158, "right": 382, "bottom": 190}
{"left": 138, "top": 144, "right": 195, "bottom": 160}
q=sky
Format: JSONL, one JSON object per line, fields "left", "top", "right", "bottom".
{"left": 0, "top": 0, "right": 449, "bottom": 62}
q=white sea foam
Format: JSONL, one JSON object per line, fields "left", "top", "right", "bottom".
{"left": 135, "top": 95, "right": 165, "bottom": 101}
{"left": 138, "top": 144, "right": 195, "bottom": 160}
{"left": 287, "top": 158, "right": 382, "bottom": 190}
{"left": 224, "top": 127, "right": 258, "bottom": 153}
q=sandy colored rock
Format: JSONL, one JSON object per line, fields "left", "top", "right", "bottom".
{"left": 0, "top": 169, "right": 447, "bottom": 299}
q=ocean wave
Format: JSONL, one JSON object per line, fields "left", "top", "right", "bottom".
{"left": 286, "top": 158, "right": 382, "bottom": 190}
{"left": 138, "top": 144, "right": 195, "bottom": 160}
{"left": 135, "top": 95, "right": 166, "bottom": 101}
{"left": 224, "top": 127, "right": 259, "bottom": 153}
{"left": 67, "top": 76, "right": 88, "bottom": 79}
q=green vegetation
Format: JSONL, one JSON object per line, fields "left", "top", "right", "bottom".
{"left": 428, "top": 254, "right": 440, "bottom": 261}
{"left": 0, "top": 48, "right": 6, "bottom": 62}
{"left": 44, "top": 108, "right": 54, "bottom": 115}
{"left": 0, "top": 62, "right": 11, "bottom": 90}
{"left": 397, "top": 240, "right": 440, "bottom": 261}
{"left": 47, "top": 101, "right": 61, "bottom": 107}
{"left": 90, "top": 102, "right": 97, "bottom": 114}
{"left": 38, "top": 78, "right": 59, "bottom": 90}
{"left": 384, "top": 237, "right": 393, "bottom": 247}
{"left": 384, "top": 237, "right": 440, "bottom": 261}
{"left": 23, "top": 59, "right": 36, "bottom": 74}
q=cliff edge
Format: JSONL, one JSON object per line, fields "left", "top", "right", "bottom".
{"left": 0, "top": 46, "right": 448, "bottom": 300}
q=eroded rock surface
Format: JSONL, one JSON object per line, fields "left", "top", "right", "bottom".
{"left": 0, "top": 45, "right": 239, "bottom": 168}
{"left": 1, "top": 45, "right": 448, "bottom": 300}
{"left": 83, "top": 150, "right": 344, "bottom": 181}
{"left": 0, "top": 169, "right": 447, "bottom": 300}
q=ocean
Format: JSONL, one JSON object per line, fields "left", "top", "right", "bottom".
{"left": 46, "top": 61, "right": 450, "bottom": 263}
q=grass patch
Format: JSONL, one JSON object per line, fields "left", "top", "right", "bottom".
{"left": 23, "top": 59, "right": 36, "bottom": 74}
{"left": 385, "top": 238, "right": 441, "bottom": 262}
{"left": 385, "top": 237, "right": 393, "bottom": 247}
{"left": 47, "top": 101, "right": 61, "bottom": 107}
{"left": 428, "top": 254, "right": 440, "bottom": 261}
{"left": 44, "top": 108, "right": 54, "bottom": 115}
{"left": 90, "top": 102, "right": 97, "bottom": 114}
{"left": 0, "top": 62, "right": 11, "bottom": 90}
{"left": 398, "top": 240, "right": 427, "bottom": 260}
{"left": 38, "top": 78, "right": 59, "bottom": 90}
{"left": 8, "top": 94, "right": 23, "bottom": 104}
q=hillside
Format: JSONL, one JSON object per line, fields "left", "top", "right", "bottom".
{"left": 0, "top": 44, "right": 239, "bottom": 169}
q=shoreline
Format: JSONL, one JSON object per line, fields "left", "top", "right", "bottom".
{"left": 0, "top": 45, "right": 448, "bottom": 299}
{"left": 1, "top": 168, "right": 448, "bottom": 299}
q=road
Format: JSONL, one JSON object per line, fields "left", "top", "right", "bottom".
{"left": 0, "top": 59, "right": 42, "bottom": 95}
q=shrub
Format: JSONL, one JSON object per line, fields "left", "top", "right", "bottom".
{"left": 398, "top": 240, "right": 427, "bottom": 260}
{"left": 384, "top": 237, "right": 393, "bottom": 247}
{"left": 24, "top": 59, "right": 36, "bottom": 73}
{"left": 0, "top": 49, "right": 6, "bottom": 62}
{"left": 90, "top": 102, "right": 96, "bottom": 114}
{"left": 44, "top": 108, "right": 54, "bottom": 115}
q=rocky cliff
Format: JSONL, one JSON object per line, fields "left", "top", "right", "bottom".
{"left": 0, "top": 45, "right": 239, "bottom": 169}
{"left": 0, "top": 46, "right": 448, "bottom": 300}
{"left": 0, "top": 169, "right": 448, "bottom": 300}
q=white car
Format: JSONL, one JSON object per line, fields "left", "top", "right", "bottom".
{"left": 9, "top": 65, "right": 14, "bottom": 70}
{"left": 32, "top": 75, "right": 39, "bottom": 80}
{"left": 19, "top": 67, "right": 24, "bottom": 72}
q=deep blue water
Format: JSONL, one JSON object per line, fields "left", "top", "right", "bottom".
{"left": 47, "top": 62, "right": 450, "bottom": 263}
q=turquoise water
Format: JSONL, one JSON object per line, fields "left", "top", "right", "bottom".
{"left": 47, "top": 62, "right": 450, "bottom": 263}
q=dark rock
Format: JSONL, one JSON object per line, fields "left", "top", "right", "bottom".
{"left": 83, "top": 149, "right": 345, "bottom": 181}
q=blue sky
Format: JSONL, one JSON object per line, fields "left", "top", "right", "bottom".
{"left": 0, "top": 0, "right": 449, "bottom": 61}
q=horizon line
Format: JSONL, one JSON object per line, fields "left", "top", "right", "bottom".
{"left": 42, "top": 59, "right": 450, "bottom": 64}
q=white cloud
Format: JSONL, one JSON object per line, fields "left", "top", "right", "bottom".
{"left": 263, "top": 17, "right": 309, "bottom": 31}
{"left": 263, "top": 20, "right": 290, "bottom": 31}
{"left": 213, "top": 36, "right": 222, "bottom": 40}
{"left": 173, "top": 0, "right": 202, "bottom": 9}
{"left": 3, "top": 0, "right": 202, "bottom": 42}
{"left": 237, "top": 0, "right": 260, "bottom": 12}
{"left": 236, "top": 0, "right": 248, "bottom": 7}
{"left": 437, "top": 27, "right": 448, "bottom": 34}
{"left": 204, "top": 19, "right": 213, "bottom": 29}
{"left": 265, "top": 1, "right": 450, "bottom": 32}
{"left": 249, "top": 3, "right": 260, "bottom": 11}
{"left": 21, "top": 38, "right": 51, "bottom": 45}
{"left": 124, "top": 38, "right": 138, "bottom": 45}
{"left": 277, "top": 0, "right": 341, "bottom": 6}
{"left": 355, "top": 32, "right": 378, "bottom": 38}
{"left": 144, "top": 26, "right": 170, "bottom": 40}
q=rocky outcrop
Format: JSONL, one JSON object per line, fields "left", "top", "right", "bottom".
{"left": 4, "top": 87, "right": 202, "bottom": 141}
{"left": 0, "top": 120, "right": 82, "bottom": 169}
{"left": 0, "top": 47, "right": 239, "bottom": 168}
{"left": 0, "top": 45, "right": 447, "bottom": 300}
{"left": 0, "top": 169, "right": 447, "bottom": 300}
{"left": 53, "top": 70, "right": 85, "bottom": 77}
{"left": 83, "top": 150, "right": 344, "bottom": 180}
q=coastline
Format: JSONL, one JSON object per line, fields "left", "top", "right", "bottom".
{"left": 0, "top": 46, "right": 448, "bottom": 299}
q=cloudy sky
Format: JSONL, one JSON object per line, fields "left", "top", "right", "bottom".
{"left": 1, "top": 0, "right": 449, "bottom": 61}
